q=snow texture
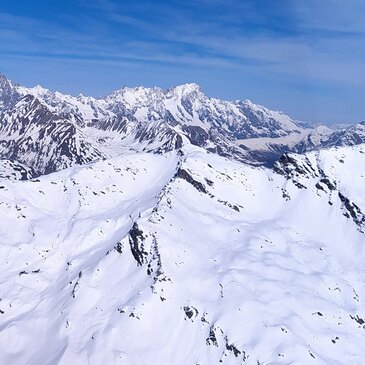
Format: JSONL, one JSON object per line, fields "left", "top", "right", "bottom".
{"left": 0, "top": 144, "right": 364, "bottom": 364}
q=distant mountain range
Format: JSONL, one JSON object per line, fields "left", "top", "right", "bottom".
{"left": 1, "top": 73, "right": 364, "bottom": 178}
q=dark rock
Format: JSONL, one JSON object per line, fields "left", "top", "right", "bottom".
{"left": 206, "top": 326, "right": 218, "bottom": 347}
{"left": 176, "top": 168, "right": 207, "bottom": 194}
{"left": 183, "top": 306, "right": 198, "bottom": 320}
{"left": 128, "top": 222, "right": 147, "bottom": 266}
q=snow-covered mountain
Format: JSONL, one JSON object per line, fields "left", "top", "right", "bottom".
{"left": 2, "top": 73, "right": 364, "bottom": 177}
{"left": 0, "top": 143, "right": 364, "bottom": 364}
{"left": 0, "top": 95, "right": 104, "bottom": 175}
{"left": 0, "top": 73, "right": 365, "bottom": 364}
{"left": 321, "top": 122, "right": 365, "bottom": 148}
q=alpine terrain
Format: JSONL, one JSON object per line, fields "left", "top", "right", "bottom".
{"left": 0, "top": 73, "right": 364, "bottom": 365}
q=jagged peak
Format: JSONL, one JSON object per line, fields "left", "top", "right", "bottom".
{"left": 171, "top": 82, "right": 202, "bottom": 93}
{"left": 337, "top": 121, "right": 365, "bottom": 133}
{"left": 241, "top": 99, "right": 280, "bottom": 113}
{"left": 110, "top": 85, "right": 163, "bottom": 94}
{"left": 105, "top": 85, "right": 165, "bottom": 104}
{"left": 242, "top": 98, "right": 254, "bottom": 105}
{"left": 0, "top": 72, "right": 8, "bottom": 82}
{"left": 240, "top": 99, "right": 298, "bottom": 122}
{"left": 106, "top": 83, "right": 205, "bottom": 102}
{"left": 0, "top": 73, "right": 21, "bottom": 89}
{"left": 17, "top": 84, "right": 51, "bottom": 98}
{"left": 0, "top": 73, "right": 15, "bottom": 89}
{"left": 33, "top": 84, "right": 50, "bottom": 94}
{"left": 4, "top": 94, "right": 64, "bottom": 118}
{"left": 168, "top": 83, "right": 204, "bottom": 97}
{"left": 122, "top": 85, "right": 163, "bottom": 94}
{"left": 6, "top": 94, "right": 43, "bottom": 111}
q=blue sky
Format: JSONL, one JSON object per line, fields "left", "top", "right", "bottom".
{"left": 0, "top": 0, "right": 364, "bottom": 124}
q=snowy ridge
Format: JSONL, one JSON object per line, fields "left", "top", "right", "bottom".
{"left": 321, "top": 122, "right": 365, "bottom": 148}
{"left": 0, "top": 144, "right": 364, "bottom": 364}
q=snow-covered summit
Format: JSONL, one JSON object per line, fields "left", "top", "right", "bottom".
{"left": 168, "top": 82, "right": 203, "bottom": 97}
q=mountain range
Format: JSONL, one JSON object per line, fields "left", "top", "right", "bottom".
{"left": 1, "top": 73, "right": 364, "bottom": 178}
{"left": 0, "top": 73, "right": 364, "bottom": 365}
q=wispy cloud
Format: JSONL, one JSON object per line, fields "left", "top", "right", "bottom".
{"left": 0, "top": 0, "right": 364, "bottom": 122}
{"left": 1, "top": 1, "right": 364, "bottom": 77}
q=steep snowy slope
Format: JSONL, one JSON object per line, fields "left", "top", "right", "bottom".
{"left": 0, "top": 144, "right": 364, "bottom": 364}
{"left": 0, "top": 95, "right": 105, "bottom": 176}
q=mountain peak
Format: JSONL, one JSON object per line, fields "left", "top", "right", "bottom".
{"left": 0, "top": 72, "right": 7, "bottom": 82}
{"left": 241, "top": 99, "right": 273, "bottom": 112}
{"left": 105, "top": 85, "right": 165, "bottom": 104}
{"left": 171, "top": 83, "right": 203, "bottom": 95}
{"left": 4, "top": 94, "right": 51, "bottom": 117}
{"left": 0, "top": 73, "right": 12, "bottom": 89}
{"left": 0, "top": 73, "right": 21, "bottom": 112}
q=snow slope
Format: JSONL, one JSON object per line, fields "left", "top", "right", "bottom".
{"left": 0, "top": 144, "right": 364, "bottom": 364}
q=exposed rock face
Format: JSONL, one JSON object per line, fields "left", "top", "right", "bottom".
{"left": 0, "top": 95, "right": 104, "bottom": 176}
{"left": 0, "top": 159, "right": 36, "bottom": 180}
{"left": 274, "top": 146, "right": 365, "bottom": 232}
{"left": 0, "top": 73, "right": 21, "bottom": 112}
